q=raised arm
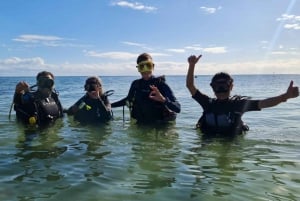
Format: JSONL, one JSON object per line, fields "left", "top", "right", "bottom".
{"left": 258, "top": 80, "right": 299, "bottom": 109}
{"left": 186, "top": 55, "right": 202, "bottom": 96}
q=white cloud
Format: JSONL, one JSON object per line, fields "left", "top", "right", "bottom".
{"left": 0, "top": 57, "right": 54, "bottom": 76}
{"left": 84, "top": 51, "right": 138, "bottom": 60}
{"left": 0, "top": 57, "right": 45, "bottom": 66}
{"left": 185, "top": 45, "right": 202, "bottom": 51}
{"left": 166, "top": 49, "right": 186, "bottom": 53}
{"left": 203, "top": 47, "right": 227, "bottom": 54}
{"left": 112, "top": 1, "right": 157, "bottom": 12}
{"left": 122, "top": 41, "right": 146, "bottom": 47}
{"left": 12, "top": 34, "right": 89, "bottom": 48}
{"left": 284, "top": 23, "right": 300, "bottom": 30}
{"left": 13, "top": 34, "right": 63, "bottom": 43}
{"left": 277, "top": 14, "right": 300, "bottom": 30}
{"left": 200, "top": 6, "right": 222, "bottom": 14}
{"left": 183, "top": 45, "right": 227, "bottom": 54}
{"left": 121, "top": 41, "right": 153, "bottom": 50}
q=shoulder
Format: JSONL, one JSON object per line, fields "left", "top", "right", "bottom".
{"left": 131, "top": 79, "right": 141, "bottom": 87}
{"left": 153, "top": 75, "right": 166, "bottom": 84}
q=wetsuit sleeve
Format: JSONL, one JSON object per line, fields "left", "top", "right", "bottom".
{"left": 99, "top": 95, "right": 113, "bottom": 121}
{"left": 238, "top": 99, "right": 261, "bottom": 112}
{"left": 160, "top": 82, "right": 181, "bottom": 113}
{"left": 13, "top": 93, "right": 23, "bottom": 105}
{"left": 65, "top": 96, "right": 86, "bottom": 115}
{"left": 192, "top": 89, "right": 211, "bottom": 109}
{"left": 111, "top": 80, "right": 137, "bottom": 108}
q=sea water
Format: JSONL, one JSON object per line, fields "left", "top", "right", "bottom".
{"left": 0, "top": 75, "right": 300, "bottom": 201}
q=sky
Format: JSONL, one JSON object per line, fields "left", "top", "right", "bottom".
{"left": 0, "top": 0, "right": 300, "bottom": 76}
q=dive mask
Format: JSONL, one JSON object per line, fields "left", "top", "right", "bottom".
{"left": 210, "top": 79, "right": 232, "bottom": 93}
{"left": 37, "top": 77, "right": 54, "bottom": 89}
{"left": 136, "top": 61, "right": 154, "bottom": 73}
{"left": 85, "top": 80, "right": 101, "bottom": 92}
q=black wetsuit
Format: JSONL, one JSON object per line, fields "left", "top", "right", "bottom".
{"left": 14, "top": 90, "right": 63, "bottom": 126}
{"left": 111, "top": 76, "right": 180, "bottom": 124}
{"left": 69, "top": 94, "right": 112, "bottom": 124}
{"left": 193, "top": 90, "right": 261, "bottom": 136}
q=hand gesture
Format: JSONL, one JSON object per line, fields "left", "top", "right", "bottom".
{"left": 286, "top": 80, "right": 299, "bottom": 99}
{"left": 15, "top": 81, "right": 29, "bottom": 94}
{"left": 188, "top": 55, "right": 202, "bottom": 65}
{"left": 149, "top": 85, "right": 166, "bottom": 103}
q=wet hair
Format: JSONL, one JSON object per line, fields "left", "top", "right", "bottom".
{"left": 136, "top": 53, "right": 153, "bottom": 64}
{"left": 84, "top": 76, "right": 102, "bottom": 91}
{"left": 36, "top": 71, "right": 54, "bottom": 80}
{"left": 211, "top": 72, "right": 233, "bottom": 84}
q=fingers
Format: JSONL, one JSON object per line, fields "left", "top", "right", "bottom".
{"left": 188, "top": 54, "right": 202, "bottom": 64}
{"left": 149, "top": 85, "right": 165, "bottom": 102}
{"left": 149, "top": 85, "right": 159, "bottom": 92}
{"left": 15, "top": 81, "right": 29, "bottom": 93}
{"left": 289, "top": 80, "right": 294, "bottom": 88}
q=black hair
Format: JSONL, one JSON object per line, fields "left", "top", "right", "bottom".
{"left": 136, "top": 53, "right": 152, "bottom": 64}
{"left": 211, "top": 72, "right": 233, "bottom": 84}
{"left": 84, "top": 76, "right": 102, "bottom": 91}
{"left": 36, "top": 71, "right": 54, "bottom": 80}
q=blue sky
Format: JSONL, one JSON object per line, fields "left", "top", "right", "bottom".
{"left": 1, "top": 0, "right": 300, "bottom": 76}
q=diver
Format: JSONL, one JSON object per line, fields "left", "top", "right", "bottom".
{"left": 65, "top": 76, "right": 113, "bottom": 125}
{"left": 111, "top": 53, "right": 181, "bottom": 124}
{"left": 186, "top": 54, "right": 299, "bottom": 137}
{"left": 13, "top": 71, "right": 64, "bottom": 127}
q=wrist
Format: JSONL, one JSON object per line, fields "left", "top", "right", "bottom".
{"left": 281, "top": 93, "right": 288, "bottom": 102}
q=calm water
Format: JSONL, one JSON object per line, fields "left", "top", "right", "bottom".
{"left": 0, "top": 75, "right": 300, "bottom": 201}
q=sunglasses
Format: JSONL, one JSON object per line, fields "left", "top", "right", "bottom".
{"left": 136, "top": 61, "right": 154, "bottom": 73}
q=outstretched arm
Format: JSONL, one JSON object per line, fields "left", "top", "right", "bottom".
{"left": 186, "top": 55, "right": 202, "bottom": 96}
{"left": 111, "top": 81, "right": 137, "bottom": 108}
{"left": 258, "top": 80, "right": 299, "bottom": 109}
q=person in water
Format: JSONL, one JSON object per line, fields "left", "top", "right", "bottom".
{"left": 186, "top": 54, "right": 299, "bottom": 136}
{"left": 111, "top": 53, "right": 181, "bottom": 124}
{"left": 13, "top": 71, "right": 64, "bottom": 127}
{"left": 65, "top": 76, "right": 113, "bottom": 125}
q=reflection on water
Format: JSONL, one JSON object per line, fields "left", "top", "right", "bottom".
{"left": 126, "top": 123, "right": 179, "bottom": 194}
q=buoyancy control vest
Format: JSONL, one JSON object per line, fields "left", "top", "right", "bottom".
{"left": 73, "top": 94, "right": 112, "bottom": 124}
{"left": 14, "top": 90, "right": 63, "bottom": 126}
{"left": 129, "top": 76, "right": 176, "bottom": 123}
{"left": 197, "top": 95, "right": 249, "bottom": 136}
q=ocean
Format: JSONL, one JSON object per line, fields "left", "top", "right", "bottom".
{"left": 0, "top": 75, "right": 300, "bottom": 201}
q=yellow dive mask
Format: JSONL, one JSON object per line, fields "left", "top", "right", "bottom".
{"left": 136, "top": 61, "right": 154, "bottom": 73}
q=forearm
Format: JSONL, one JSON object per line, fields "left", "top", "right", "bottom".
{"left": 258, "top": 93, "right": 288, "bottom": 109}
{"left": 98, "top": 100, "right": 113, "bottom": 120}
{"left": 186, "top": 64, "right": 197, "bottom": 96}
{"left": 164, "top": 98, "right": 181, "bottom": 113}
{"left": 111, "top": 97, "right": 127, "bottom": 108}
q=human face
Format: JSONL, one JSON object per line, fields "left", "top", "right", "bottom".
{"left": 37, "top": 75, "right": 54, "bottom": 90}
{"left": 137, "top": 59, "right": 154, "bottom": 80}
{"left": 86, "top": 81, "right": 102, "bottom": 99}
{"left": 211, "top": 79, "right": 232, "bottom": 99}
